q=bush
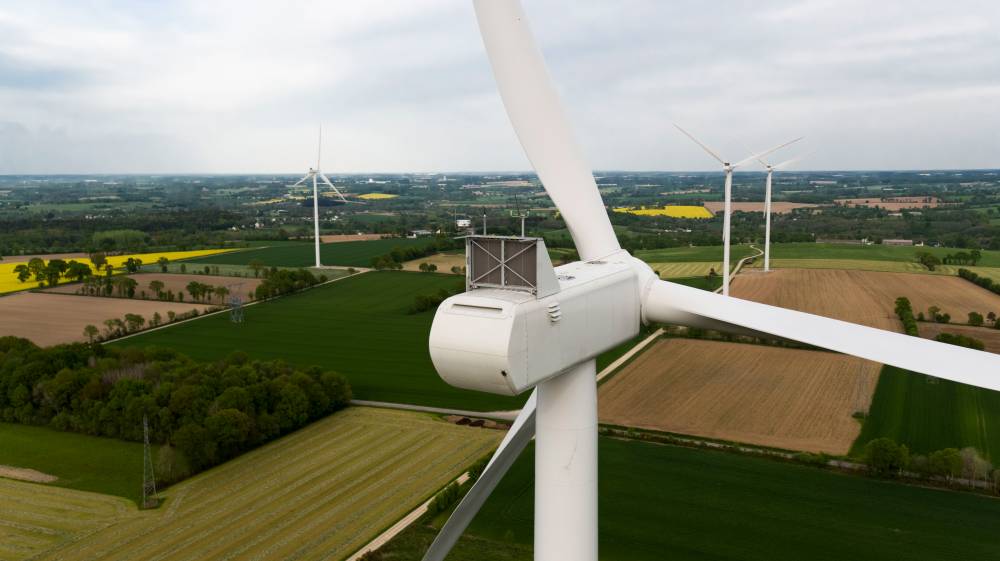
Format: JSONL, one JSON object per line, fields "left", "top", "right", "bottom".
{"left": 935, "top": 332, "right": 985, "bottom": 351}
{"left": 254, "top": 268, "right": 321, "bottom": 300}
{"left": 893, "top": 297, "right": 919, "bottom": 336}
{"left": 428, "top": 481, "right": 462, "bottom": 515}
{"left": 864, "top": 438, "right": 909, "bottom": 477}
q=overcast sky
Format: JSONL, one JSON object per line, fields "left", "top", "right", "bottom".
{"left": 0, "top": 0, "right": 998, "bottom": 174}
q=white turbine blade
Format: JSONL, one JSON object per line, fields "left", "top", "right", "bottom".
{"left": 474, "top": 0, "right": 619, "bottom": 261}
{"left": 773, "top": 150, "right": 814, "bottom": 171}
{"left": 422, "top": 390, "right": 537, "bottom": 561}
{"left": 733, "top": 137, "right": 803, "bottom": 169}
{"left": 318, "top": 173, "right": 349, "bottom": 203}
{"left": 317, "top": 124, "right": 323, "bottom": 170}
{"left": 673, "top": 124, "right": 726, "bottom": 165}
{"left": 289, "top": 173, "right": 311, "bottom": 187}
{"left": 643, "top": 280, "right": 1000, "bottom": 391}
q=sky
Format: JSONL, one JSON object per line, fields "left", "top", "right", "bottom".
{"left": 0, "top": 0, "right": 998, "bottom": 174}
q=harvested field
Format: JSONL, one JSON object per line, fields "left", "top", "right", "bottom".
{"left": 599, "top": 339, "right": 880, "bottom": 454}
{"left": 835, "top": 196, "right": 940, "bottom": 210}
{"left": 44, "top": 273, "right": 262, "bottom": 304}
{"left": 41, "top": 407, "right": 501, "bottom": 561}
{"left": 402, "top": 253, "right": 466, "bottom": 274}
{"left": 918, "top": 323, "right": 1000, "bottom": 354}
{"left": 731, "top": 268, "right": 1000, "bottom": 331}
{"left": 746, "top": 258, "right": 1000, "bottom": 281}
{"left": 0, "top": 292, "right": 212, "bottom": 347}
{"left": 703, "top": 201, "right": 819, "bottom": 214}
{"left": 0, "top": 465, "right": 57, "bottom": 483}
{"left": 0, "top": 479, "right": 130, "bottom": 561}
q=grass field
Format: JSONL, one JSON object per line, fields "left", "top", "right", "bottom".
{"left": 635, "top": 244, "right": 758, "bottom": 263}
{"left": 111, "top": 271, "right": 526, "bottom": 411}
{"left": 183, "top": 238, "right": 430, "bottom": 268}
{"left": 35, "top": 407, "right": 502, "bottom": 561}
{"left": 852, "top": 366, "right": 1000, "bottom": 461}
{"left": 635, "top": 243, "right": 1000, "bottom": 268}
{"left": 748, "top": 258, "right": 1000, "bottom": 280}
{"left": 599, "top": 339, "right": 880, "bottom": 454}
{"left": 648, "top": 261, "right": 721, "bottom": 278}
{"left": 379, "top": 438, "right": 1000, "bottom": 560}
{"left": 0, "top": 249, "right": 232, "bottom": 295}
{"left": 667, "top": 275, "right": 723, "bottom": 291}
{"left": 0, "top": 423, "right": 150, "bottom": 502}
{"left": 612, "top": 206, "right": 713, "bottom": 219}
{"left": 0, "top": 479, "right": 130, "bottom": 561}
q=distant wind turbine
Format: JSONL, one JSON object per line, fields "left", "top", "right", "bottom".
{"left": 674, "top": 125, "right": 801, "bottom": 294}
{"left": 755, "top": 151, "right": 807, "bottom": 272}
{"left": 288, "top": 126, "right": 352, "bottom": 268}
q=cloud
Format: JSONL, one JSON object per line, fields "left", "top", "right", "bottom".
{"left": 0, "top": 0, "right": 997, "bottom": 173}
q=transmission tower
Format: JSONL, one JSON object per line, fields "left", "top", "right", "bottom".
{"left": 141, "top": 414, "right": 158, "bottom": 509}
{"left": 230, "top": 294, "right": 244, "bottom": 324}
{"left": 510, "top": 195, "right": 530, "bottom": 237}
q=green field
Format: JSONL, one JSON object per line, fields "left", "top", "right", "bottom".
{"left": 382, "top": 437, "right": 1000, "bottom": 560}
{"left": 852, "top": 366, "right": 1000, "bottom": 460}
{"left": 111, "top": 271, "right": 524, "bottom": 411}
{"left": 635, "top": 243, "right": 1000, "bottom": 268}
{"left": 184, "top": 238, "right": 431, "bottom": 267}
{"left": 32, "top": 407, "right": 501, "bottom": 561}
{"left": 648, "top": 261, "right": 722, "bottom": 278}
{"left": 0, "top": 423, "right": 151, "bottom": 503}
{"left": 0, "top": 479, "right": 130, "bottom": 561}
{"left": 634, "top": 244, "right": 757, "bottom": 263}
{"left": 112, "top": 271, "right": 642, "bottom": 411}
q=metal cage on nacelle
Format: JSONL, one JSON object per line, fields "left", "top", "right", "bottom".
{"left": 466, "top": 235, "right": 541, "bottom": 293}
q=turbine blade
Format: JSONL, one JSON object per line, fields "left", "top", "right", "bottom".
{"left": 289, "top": 173, "right": 311, "bottom": 187}
{"left": 318, "top": 173, "right": 348, "bottom": 203}
{"left": 674, "top": 124, "right": 726, "bottom": 165}
{"left": 773, "top": 150, "right": 814, "bottom": 171}
{"left": 474, "top": 0, "right": 619, "bottom": 261}
{"left": 317, "top": 124, "right": 323, "bottom": 170}
{"left": 422, "top": 390, "right": 537, "bottom": 561}
{"left": 733, "top": 137, "right": 803, "bottom": 169}
{"left": 643, "top": 280, "right": 1000, "bottom": 391}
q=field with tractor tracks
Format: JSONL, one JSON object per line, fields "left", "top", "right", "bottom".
{"left": 32, "top": 407, "right": 501, "bottom": 561}
{"left": 598, "top": 338, "right": 880, "bottom": 454}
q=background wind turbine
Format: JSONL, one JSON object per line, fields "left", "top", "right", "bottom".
{"left": 421, "top": 2, "right": 1000, "bottom": 561}
{"left": 287, "top": 126, "right": 351, "bottom": 268}
{"left": 673, "top": 125, "right": 801, "bottom": 295}
{"left": 756, "top": 152, "right": 806, "bottom": 272}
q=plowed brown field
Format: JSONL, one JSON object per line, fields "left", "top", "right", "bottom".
{"left": 0, "top": 292, "right": 211, "bottom": 347}
{"left": 703, "top": 201, "right": 819, "bottom": 214}
{"left": 598, "top": 338, "right": 880, "bottom": 454}
{"left": 731, "top": 269, "right": 1000, "bottom": 331}
{"left": 919, "top": 322, "right": 1000, "bottom": 354}
{"left": 44, "top": 273, "right": 262, "bottom": 303}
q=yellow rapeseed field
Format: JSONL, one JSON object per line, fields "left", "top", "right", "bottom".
{"left": 612, "top": 206, "right": 713, "bottom": 219}
{"left": 0, "top": 249, "right": 232, "bottom": 295}
{"left": 357, "top": 193, "right": 399, "bottom": 200}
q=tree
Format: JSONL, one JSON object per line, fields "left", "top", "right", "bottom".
{"left": 929, "top": 448, "right": 963, "bottom": 481}
{"left": 172, "top": 423, "right": 216, "bottom": 471}
{"left": 969, "top": 312, "right": 985, "bottom": 327}
{"left": 124, "top": 313, "right": 145, "bottom": 332}
{"left": 157, "top": 256, "right": 169, "bottom": 273}
{"left": 65, "top": 261, "right": 93, "bottom": 282}
{"left": 205, "top": 409, "right": 251, "bottom": 459}
{"left": 864, "top": 438, "right": 909, "bottom": 477}
{"left": 124, "top": 257, "right": 143, "bottom": 273}
{"left": 167, "top": 311, "right": 177, "bottom": 323}
{"left": 89, "top": 252, "right": 107, "bottom": 270}
{"left": 214, "top": 286, "right": 230, "bottom": 303}
{"left": 148, "top": 280, "right": 165, "bottom": 298}
{"left": 249, "top": 259, "right": 265, "bottom": 278}
{"left": 915, "top": 251, "right": 940, "bottom": 271}
{"left": 13, "top": 264, "right": 30, "bottom": 283}
{"left": 83, "top": 324, "right": 99, "bottom": 343}
{"left": 186, "top": 281, "right": 202, "bottom": 302}
{"left": 151, "top": 312, "right": 162, "bottom": 327}
{"left": 43, "top": 259, "right": 68, "bottom": 287}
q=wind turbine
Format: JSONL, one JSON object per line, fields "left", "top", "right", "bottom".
{"left": 288, "top": 126, "right": 350, "bottom": 268}
{"left": 756, "top": 152, "right": 805, "bottom": 272}
{"left": 673, "top": 125, "right": 801, "bottom": 295}
{"left": 421, "top": 2, "right": 1000, "bottom": 561}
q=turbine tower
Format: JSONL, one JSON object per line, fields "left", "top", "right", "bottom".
{"left": 420, "top": 2, "right": 1000, "bottom": 561}
{"left": 673, "top": 125, "right": 801, "bottom": 294}
{"left": 756, "top": 153, "right": 805, "bottom": 272}
{"left": 288, "top": 126, "right": 350, "bottom": 268}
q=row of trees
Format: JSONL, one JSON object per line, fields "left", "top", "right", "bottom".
{"left": 12, "top": 253, "right": 159, "bottom": 290}
{"left": 863, "top": 438, "right": 998, "bottom": 490}
{"left": 83, "top": 309, "right": 203, "bottom": 343}
{"left": 0, "top": 337, "right": 352, "bottom": 478}
{"left": 893, "top": 297, "right": 919, "bottom": 335}
{"left": 959, "top": 268, "right": 1000, "bottom": 299}
{"left": 370, "top": 238, "right": 462, "bottom": 270}
{"left": 254, "top": 268, "right": 326, "bottom": 300}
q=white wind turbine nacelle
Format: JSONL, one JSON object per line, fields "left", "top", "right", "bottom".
{"left": 422, "top": 2, "right": 1000, "bottom": 561}
{"left": 674, "top": 124, "right": 802, "bottom": 295}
